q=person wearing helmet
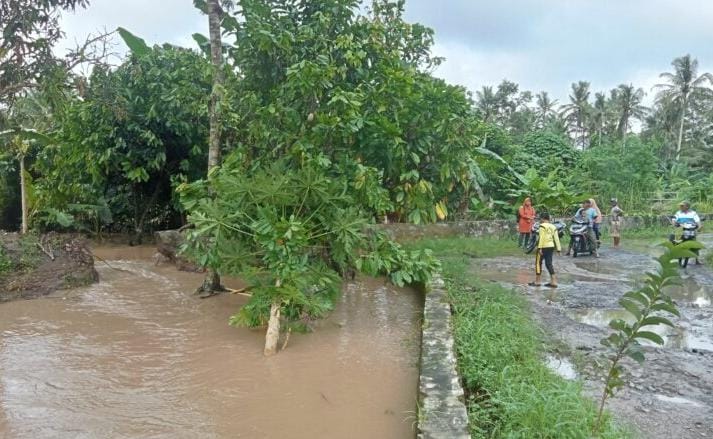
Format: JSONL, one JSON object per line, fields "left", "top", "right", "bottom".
{"left": 609, "top": 198, "right": 624, "bottom": 248}
{"left": 671, "top": 201, "right": 702, "bottom": 264}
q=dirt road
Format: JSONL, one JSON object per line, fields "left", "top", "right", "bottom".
{"left": 472, "top": 235, "right": 713, "bottom": 438}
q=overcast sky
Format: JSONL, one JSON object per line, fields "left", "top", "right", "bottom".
{"left": 59, "top": 0, "right": 713, "bottom": 104}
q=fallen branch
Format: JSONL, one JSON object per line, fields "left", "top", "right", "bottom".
{"left": 36, "top": 242, "right": 55, "bottom": 260}
{"left": 226, "top": 286, "right": 252, "bottom": 296}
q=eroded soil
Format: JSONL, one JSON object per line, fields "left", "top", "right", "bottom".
{"left": 472, "top": 235, "right": 713, "bottom": 438}
{"left": 0, "top": 232, "right": 98, "bottom": 302}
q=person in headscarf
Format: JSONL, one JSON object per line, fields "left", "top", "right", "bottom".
{"left": 589, "top": 198, "right": 603, "bottom": 247}
{"left": 517, "top": 197, "right": 536, "bottom": 248}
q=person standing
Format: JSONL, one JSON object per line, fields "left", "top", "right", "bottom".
{"left": 518, "top": 197, "right": 536, "bottom": 248}
{"left": 589, "top": 198, "right": 603, "bottom": 247}
{"left": 528, "top": 212, "right": 561, "bottom": 288}
{"left": 610, "top": 198, "right": 624, "bottom": 248}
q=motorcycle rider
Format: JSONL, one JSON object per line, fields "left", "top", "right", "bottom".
{"left": 564, "top": 203, "right": 585, "bottom": 256}
{"left": 671, "top": 201, "right": 702, "bottom": 264}
{"left": 583, "top": 199, "right": 600, "bottom": 258}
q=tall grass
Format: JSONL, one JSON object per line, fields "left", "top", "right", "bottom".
{"left": 408, "top": 237, "right": 631, "bottom": 438}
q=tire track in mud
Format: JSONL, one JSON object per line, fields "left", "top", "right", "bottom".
{"left": 471, "top": 237, "right": 713, "bottom": 439}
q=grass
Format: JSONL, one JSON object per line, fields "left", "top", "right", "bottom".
{"left": 409, "top": 235, "right": 525, "bottom": 260}
{"left": 408, "top": 237, "right": 631, "bottom": 438}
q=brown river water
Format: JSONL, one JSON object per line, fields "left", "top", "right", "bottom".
{"left": 0, "top": 245, "right": 422, "bottom": 439}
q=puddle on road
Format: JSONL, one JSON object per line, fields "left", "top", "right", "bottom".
{"left": 572, "top": 261, "right": 621, "bottom": 276}
{"left": 0, "top": 246, "right": 422, "bottom": 439}
{"left": 570, "top": 308, "right": 713, "bottom": 352}
{"left": 545, "top": 355, "right": 577, "bottom": 380}
{"left": 655, "top": 394, "right": 703, "bottom": 407}
{"left": 665, "top": 277, "right": 712, "bottom": 308}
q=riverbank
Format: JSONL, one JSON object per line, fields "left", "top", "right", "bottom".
{"left": 0, "top": 232, "right": 97, "bottom": 302}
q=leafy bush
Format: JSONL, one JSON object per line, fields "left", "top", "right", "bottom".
{"left": 507, "top": 169, "right": 585, "bottom": 217}
{"left": 179, "top": 157, "right": 439, "bottom": 342}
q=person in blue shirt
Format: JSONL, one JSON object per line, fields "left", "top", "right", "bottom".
{"left": 670, "top": 201, "right": 702, "bottom": 264}
{"left": 671, "top": 201, "right": 701, "bottom": 228}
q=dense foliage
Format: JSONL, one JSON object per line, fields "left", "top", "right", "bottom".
{"left": 33, "top": 45, "right": 214, "bottom": 234}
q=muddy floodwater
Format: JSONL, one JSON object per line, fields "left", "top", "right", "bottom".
{"left": 0, "top": 245, "right": 422, "bottom": 439}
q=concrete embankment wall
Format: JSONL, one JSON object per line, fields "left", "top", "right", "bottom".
{"left": 380, "top": 213, "right": 712, "bottom": 241}
{"left": 417, "top": 275, "right": 470, "bottom": 439}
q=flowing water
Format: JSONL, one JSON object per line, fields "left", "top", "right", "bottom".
{"left": 0, "top": 246, "right": 422, "bottom": 439}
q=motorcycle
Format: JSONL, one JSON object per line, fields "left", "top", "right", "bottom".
{"left": 525, "top": 219, "right": 566, "bottom": 254}
{"left": 568, "top": 219, "right": 596, "bottom": 257}
{"left": 668, "top": 219, "right": 700, "bottom": 268}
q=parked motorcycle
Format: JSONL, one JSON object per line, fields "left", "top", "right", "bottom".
{"left": 568, "top": 219, "right": 596, "bottom": 257}
{"left": 525, "top": 219, "right": 566, "bottom": 254}
{"left": 668, "top": 218, "right": 701, "bottom": 268}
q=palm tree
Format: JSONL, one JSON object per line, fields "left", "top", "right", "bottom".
{"left": 655, "top": 55, "right": 713, "bottom": 161}
{"left": 560, "top": 81, "right": 592, "bottom": 148}
{"left": 534, "top": 91, "right": 558, "bottom": 128}
{"left": 612, "top": 84, "right": 647, "bottom": 142}
{"left": 475, "top": 86, "right": 498, "bottom": 122}
{"left": 589, "top": 92, "right": 608, "bottom": 147}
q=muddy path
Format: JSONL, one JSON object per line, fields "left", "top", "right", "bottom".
{"left": 0, "top": 245, "right": 421, "bottom": 439}
{"left": 472, "top": 235, "right": 713, "bottom": 439}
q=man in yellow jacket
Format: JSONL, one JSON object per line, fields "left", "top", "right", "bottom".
{"left": 528, "top": 212, "right": 561, "bottom": 288}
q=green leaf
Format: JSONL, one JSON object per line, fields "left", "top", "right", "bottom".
{"left": 650, "top": 301, "right": 680, "bottom": 317}
{"left": 626, "top": 348, "right": 646, "bottom": 364}
{"left": 192, "top": 33, "right": 211, "bottom": 56}
{"left": 640, "top": 316, "right": 675, "bottom": 328}
{"left": 608, "top": 319, "right": 629, "bottom": 332}
{"left": 117, "top": 27, "right": 150, "bottom": 56}
{"left": 618, "top": 298, "right": 642, "bottom": 320}
{"left": 634, "top": 331, "right": 665, "bottom": 345}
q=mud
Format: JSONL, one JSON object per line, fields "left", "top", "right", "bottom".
{"left": 0, "top": 245, "right": 421, "bottom": 438}
{"left": 472, "top": 234, "right": 713, "bottom": 439}
{"left": 0, "top": 233, "right": 98, "bottom": 302}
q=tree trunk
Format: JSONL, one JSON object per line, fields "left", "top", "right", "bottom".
{"left": 19, "top": 154, "right": 28, "bottom": 234}
{"left": 675, "top": 100, "right": 687, "bottom": 162}
{"left": 264, "top": 279, "right": 282, "bottom": 356}
{"left": 207, "top": 0, "right": 224, "bottom": 171}
{"left": 198, "top": 0, "right": 226, "bottom": 294}
{"left": 196, "top": 269, "right": 224, "bottom": 296}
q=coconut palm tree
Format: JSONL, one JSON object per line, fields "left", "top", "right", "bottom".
{"left": 475, "top": 86, "right": 498, "bottom": 122}
{"left": 589, "top": 92, "right": 609, "bottom": 147}
{"left": 534, "top": 91, "right": 558, "bottom": 128}
{"left": 655, "top": 55, "right": 713, "bottom": 161}
{"left": 612, "top": 84, "right": 647, "bottom": 142}
{"left": 560, "top": 81, "right": 592, "bottom": 148}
